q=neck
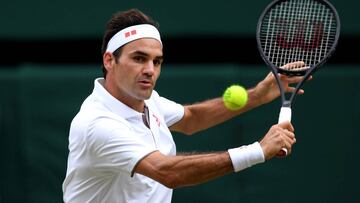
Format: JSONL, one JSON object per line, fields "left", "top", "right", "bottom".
{"left": 103, "top": 79, "right": 145, "bottom": 113}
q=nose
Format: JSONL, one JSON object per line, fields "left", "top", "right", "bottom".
{"left": 143, "top": 61, "right": 155, "bottom": 76}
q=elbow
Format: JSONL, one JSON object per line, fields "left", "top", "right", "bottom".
{"left": 170, "top": 125, "right": 196, "bottom": 136}
{"left": 153, "top": 166, "right": 187, "bottom": 189}
{"left": 143, "top": 152, "right": 191, "bottom": 188}
{"left": 158, "top": 172, "right": 183, "bottom": 189}
{"left": 162, "top": 180, "right": 177, "bottom": 189}
{"left": 180, "top": 124, "right": 202, "bottom": 136}
{"left": 172, "top": 107, "right": 202, "bottom": 136}
{"left": 181, "top": 128, "right": 196, "bottom": 136}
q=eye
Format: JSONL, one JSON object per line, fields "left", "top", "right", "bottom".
{"left": 153, "top": 58, "right": 163, "bottom": 66}
{"left": 133, "top": 56, "right": 146, "bottom": 63}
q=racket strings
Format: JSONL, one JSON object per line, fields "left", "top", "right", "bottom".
{"left": 260, "top": 0, "right": 338, "bottom": 72}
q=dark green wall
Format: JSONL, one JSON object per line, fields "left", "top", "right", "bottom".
{"left": 0, "top": 0, "right": 357, "bottom": 39}
{"left": 0, "top": 0, "right": 358, "bottom": 202}
{"left": 0, "top": 64, "right": 359, "bottom": 202}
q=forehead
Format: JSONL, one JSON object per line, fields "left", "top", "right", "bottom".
{"left": 121, "top": 38, "right": 163, "bottom": 56}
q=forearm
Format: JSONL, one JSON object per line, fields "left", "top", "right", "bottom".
{"left": 159, "top": 152, "right": 233, "bottom": 188}
{"left": 135, "top": 151, "right": 232, "bottom": 188}
{"left": 167, "top": 142, "right": 264, "bottom": 186}
{"left": 135, "top": 143, "right": 264, "bottom": 189}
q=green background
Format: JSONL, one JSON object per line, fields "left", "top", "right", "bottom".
{"left": 1, "top": 65, "right": 359, "bottom": 202}
{"left": 0, "top": 0, "right": 359, "bottom": 202}
{"left": 0, "top": 0, "right": 357, "bottom": 39}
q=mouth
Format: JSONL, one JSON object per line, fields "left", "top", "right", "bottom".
{"left": 138, "top": 79, "right": 153, "bottom": 88}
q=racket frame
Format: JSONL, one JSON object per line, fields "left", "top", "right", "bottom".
{"left": 256, "top": 0, "right": 341, "bottom": 107}
{"left": 255, "top": 0, "right": 340, "bottom": 156}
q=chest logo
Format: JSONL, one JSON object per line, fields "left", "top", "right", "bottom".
{"left": 152, "top": 114, "right": 161, "bottom": 127}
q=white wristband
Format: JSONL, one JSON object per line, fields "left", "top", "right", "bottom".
{"left": 228, "top": 142, "right": 265, "bottom": 172}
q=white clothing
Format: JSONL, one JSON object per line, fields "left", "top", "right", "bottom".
{"left": 63, "top": 78, "right": 184, "bottom": 203}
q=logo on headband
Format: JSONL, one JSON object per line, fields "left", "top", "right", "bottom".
{"left": 125, "top": 30, "right": 137, "bottom": 38}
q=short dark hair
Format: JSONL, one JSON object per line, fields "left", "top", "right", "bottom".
{"left": 101, "top": 9, "right": 159, "bottom": 78}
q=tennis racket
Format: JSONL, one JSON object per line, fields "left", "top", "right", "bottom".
{"left": 256, "top": 0, "right": 340, "bottom": 156}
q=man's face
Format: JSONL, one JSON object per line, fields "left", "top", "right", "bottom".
{"left": 106, "top": 38, "right": 163, "bottom": 106}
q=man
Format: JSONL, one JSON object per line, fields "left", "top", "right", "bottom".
{"left": 63, "top": 9, "right": 306, "bottom": 203}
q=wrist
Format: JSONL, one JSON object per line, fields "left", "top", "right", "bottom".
{"left": 228, "top": 142, "right": 265, "bottom": 172}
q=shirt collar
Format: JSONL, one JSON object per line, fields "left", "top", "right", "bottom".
{"left": 92, "top": 78, "right": 144, "bottom": 119}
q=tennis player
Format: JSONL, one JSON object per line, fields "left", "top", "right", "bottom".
{"left": 62, "top": 9, "right": 306, "bottom": 203}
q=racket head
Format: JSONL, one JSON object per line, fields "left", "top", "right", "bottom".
{"left": 256, "top": 0, "right": 341, "bottom": 76}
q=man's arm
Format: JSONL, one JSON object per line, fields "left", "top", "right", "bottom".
{"left": 135, "top": 150, "right": 234, "bottom": 189}
{"left": 169, "top": 87, "right": 262, "bottom": 135}
{"left": 170, "top": 70, "right": 308, "bottom": 135}
{"left": 135, "top": 122, "right": 295, "bottom": 189}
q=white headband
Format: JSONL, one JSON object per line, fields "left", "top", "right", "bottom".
{"left": 106, "top": 24, "right": 162, "bottom": 53}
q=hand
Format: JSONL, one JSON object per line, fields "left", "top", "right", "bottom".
{"left": 253, "top": 61, "right": 312, "bottom": 105}
{"left": 259, "top": 121, "right": 296, "bottom": 160}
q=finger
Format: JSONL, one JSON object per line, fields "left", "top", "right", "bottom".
{"left": 282, "top": 133, "right": 296, "bottom": 154}
{"left": 281, "top": 75, "right": 304, "bottom": 84}
{"left": 284, "top": 130, "right": 296, "bottom": 148}
{"left": 286, "top": 86, "right": 297, "bottom": 92}
{"left": 265, "top": 72, "right": 276, "bottom": 84}
{"left": 277, "top": 121, "right": 295, "bottom": 132}
{"left": 266, "top": 71, "right": 274, "bottom": 79}
{"left": 286, "top": 122, "right": 295, "bottom": 133}
{"left": 276, "top": 139, "right": 292, "bottom": 157}
{"left": 280, "top": 71, "right": 312, "bottom": 85}
{"left": 307, "top": 75, "right": 313, "bottom": 81}
{"left": 282, "top": 129, "right": 295, "bottom": 140}
{"left": 285, "top": 86, "right": 304, "bottom": 94}
{"left": 281, "top": 61, "right": 305, "bottom": 70}
{"left": 277, "top": 148, "right": 288, "bottom": 157}
{"left": 283, "top": 140, "right": 293, "bottom": 155}
{"left": 297, "top": 89, "right": 304, "bottom": 94}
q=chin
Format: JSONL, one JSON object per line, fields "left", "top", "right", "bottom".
{"left": 136, "top": 90, "right": 153, "bottom": 100}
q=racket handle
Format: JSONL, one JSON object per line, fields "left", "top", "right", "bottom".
{"left": 277, "top": 107, "right": 292, "bottom": 157}
{"left": 278, "top": 107, "right": 292, "bottom": 124}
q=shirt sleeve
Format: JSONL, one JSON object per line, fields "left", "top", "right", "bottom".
{"left": 151, "top": 90, "right": 185, "bottom": 127}
{"left": 86, "top": 116, "right": 157, "bottom": 175}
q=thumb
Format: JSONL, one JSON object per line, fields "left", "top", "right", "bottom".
{"left": 278, "top": 121, "right": 294, "bottom": 132}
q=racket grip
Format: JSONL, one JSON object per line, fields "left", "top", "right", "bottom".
{"left": 277, "top": 107, "right": 292, "bottom": 157}
{"left": 278, "top": 107, "right": 292, "bottom": 124}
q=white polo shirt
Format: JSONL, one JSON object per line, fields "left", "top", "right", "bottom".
{"left": 63, "top": 78, "right": 184, "bottom": 203}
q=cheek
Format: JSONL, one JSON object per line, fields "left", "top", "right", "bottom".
{"left": 114, "top": 67, "right": 131, "bottom": 88}
{"left": 154, "top": 68, "right": 161, "bottom": 80}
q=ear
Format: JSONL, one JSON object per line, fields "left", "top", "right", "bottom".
{"left": 103, "top": 52, "right": 114, "bottom": 72}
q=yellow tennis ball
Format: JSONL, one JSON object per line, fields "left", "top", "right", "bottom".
{"left": 223, "top": 85, "right": 248, "bottom": 111}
